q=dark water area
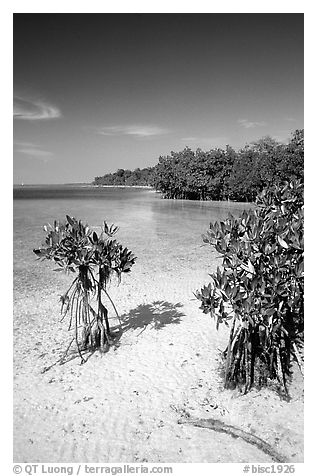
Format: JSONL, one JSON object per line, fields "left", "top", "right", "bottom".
{"left": 13, "top": 185, "right": 253, "bottom": 299}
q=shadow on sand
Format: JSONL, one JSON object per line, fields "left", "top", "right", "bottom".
{"left": 107, "top": 300, "right": 184, "bottom": 349}
{"left": 43, "top": 300, "right": 185, "bottom": 370}
{"left": 119, "top": 300, "right": 185, "bottom": 335}
{"left": 88, "top": 300, "right": 185, "bottom": 351}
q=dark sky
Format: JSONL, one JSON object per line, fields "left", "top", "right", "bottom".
{"left": 13, "top": 13, "right": 304, "bottom": 184}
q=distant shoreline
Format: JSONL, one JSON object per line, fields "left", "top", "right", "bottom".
{"left": 93, "top": 184, "right": 153, "bottom": 189}
{"left": 13, "top": 183, "right": 154, "bottom": 189}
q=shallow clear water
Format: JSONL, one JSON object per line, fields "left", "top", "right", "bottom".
{"left": 13, "top": 185, "right": 252, "bottom": 299}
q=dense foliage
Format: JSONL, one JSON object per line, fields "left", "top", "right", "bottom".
{"left": 151, "top": 146, "right": 236, "bottom": 200}
{"left": 34, "top": 216, "right": 136, "bottom": 362}
{"left": 151, "top": 130, "right": 303, "bottom": 201}
{"left": 93, "top": 129, "right": 303, "bottom": 203}
{"left": 94, "top": 167, "right": 153, "bottom": 186}
{"left": 195, "top": 180, "right": 304, "bottom": 396}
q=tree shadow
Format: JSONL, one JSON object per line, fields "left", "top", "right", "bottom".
{"left": 41, "top": 301, "right": 184, "bottom": 371}
{"left": 117, "top": 300, "right": 185, "bottom": 335}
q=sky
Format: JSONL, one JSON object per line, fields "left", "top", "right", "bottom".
{"left": 13, "top": 13, "right": 304, "bottom": 184}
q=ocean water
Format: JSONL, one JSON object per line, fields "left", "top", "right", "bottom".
{"left": 13, "top": 185, "right": 252, "bottom": 300}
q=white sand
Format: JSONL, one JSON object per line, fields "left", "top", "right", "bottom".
{"left": 13, "top": 265, "right": 303, "bottom": 463}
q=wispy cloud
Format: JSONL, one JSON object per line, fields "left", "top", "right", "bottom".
{"left": 17, "top": 148, "right": 53, "bottom": 158}
{"left": 238, "top": 119, "right": 267, "bottom": 129}
{"left": 95, "top": 124, "right": 169, "bottom": 138}
{"left": 14, "top": 141, "right": 37, "bottom": 148}
{"left": 14, "top": 95, "right": 61, "bottom": 120}
{"left": 14, "top": 141, "right": 53, "bottom": 162}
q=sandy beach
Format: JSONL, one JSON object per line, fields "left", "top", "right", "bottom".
{"left": 13, "top": 258, "right": 303, "bottom": 463}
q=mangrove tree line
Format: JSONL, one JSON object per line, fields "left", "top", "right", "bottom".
{"left": 93, "top": 129, "right": 303, "bottom": 202}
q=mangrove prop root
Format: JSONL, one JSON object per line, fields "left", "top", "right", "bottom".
{"left": 74, "top": 302, "right": 87, "bottom": 364}
{"left": 178, "top": 417, "right": 286, "bottom": 463}
{"left": 292, "top": 343, "right": 304, "bottom": 377}
{"left": 103, "top": 288, "right": 123, "bottom": 329}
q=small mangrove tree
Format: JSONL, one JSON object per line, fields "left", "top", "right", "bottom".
{"left": 34, "top": 216, "right": 136, "bottom": 362}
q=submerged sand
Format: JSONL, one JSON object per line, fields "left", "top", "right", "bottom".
{"left": 13, "top": 258, "right": 303, "bottom": 463}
